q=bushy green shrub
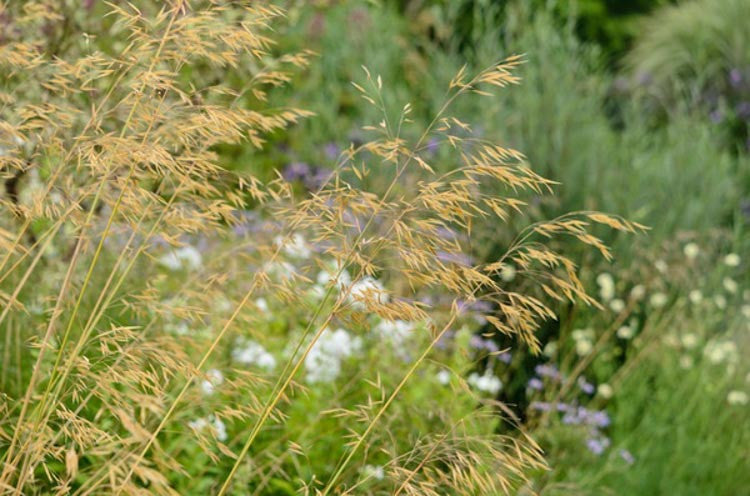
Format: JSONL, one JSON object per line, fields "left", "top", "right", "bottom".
{"left": 625, "top": 0, "right": 750, "bottom": 151}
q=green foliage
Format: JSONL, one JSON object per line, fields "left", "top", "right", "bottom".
{"left": 626, "top": 0, "right": 750, "bottom": 97}
{"left": 387, "top": 0, "right": 668, "bottom": 62}
{"left": 625, "top": 0, "right": 750, "bottom": 150}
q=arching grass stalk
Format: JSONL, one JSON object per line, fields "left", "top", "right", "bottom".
{"left": 320, "top": 305, "right": 462, "bottom": 495}
{"left": 1, "top": 7, "right": 181, "bottom": 488}
{"left": 9, "top": 187, "right": 183, "bottom": 491}
{"left": 214, "top": 58, "right": 527, "bottom": 495}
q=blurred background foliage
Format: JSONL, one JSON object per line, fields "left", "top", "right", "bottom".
{"left": 267, "top": 0, "right": 748, "bottom": 243}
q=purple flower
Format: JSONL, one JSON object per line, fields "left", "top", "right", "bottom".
{"left": 435, "top": 330, "right": 454, "bottom": 349}
{"left": 736, "top": 101, "right": 750, "bottom": 120}
{"left": 498, "top": 352, "right": 512, "bottom": 364}
{"left": 527, "top": 378, "right": 543, "bottom": 390}
{"left": 470, "top": 335, "right": 484, "bottom": 349}
{"left": 436, "top": 251, "right": 473, "bottom": 266}
{"left": 425, "top": 137, "right": 439, "bottom": 156}
{"left": 196, "top": 236, "right": 210, "bottom": 253}
{"left": 304, "top": 167, "right": 332, "bottom": 191}
{"left": 468, "top": 335, "right": 500, "bottom": 353}
{"left": 562, "top": 411, "right": 581, "bottom": 425}
{"left": 469, "top": 300, "right": 493, "bottom": 313}
{"left": 741, "top": 198, "right": 750, "bottom": 219}
{"left": 556, "top": 402, "right": 571, "bottom": 412}
{"left": 729, "top": 68, "right": 743, "bottom": 88}
{"left": 231, "top": 210, "right": 261, "bottom": 237}
{"left": 419, "top": 294, "right": 436, "bottom": 306}
{"left": 619, "top": 449, "right": 635, "bottom": 465}
{"left": 589, "top": 410, "right": 611, "bottom": 428}
{"left": 283, "top": 161, "right": 311, "bottom": 182}
{"left": 710, "top": 109, "right": 723, "bottom": 124}
{"left": 324, "top": 142, "right": 340, "bottom": 160}
{"left": 530, "top": 401, "right": 551, "bottom": 412}
{"left": 636, "top": 71, "right": 653, "bottom": 86}
{"left": 150, "top": 235, "right": 170, "bottom": 249}
{"left": 534, "top": 364, "right": 561, "bottom": 380}
{"left": 586, "top": 437, "right": 610, "bottom": 456}
{"left": 562, "top": 406, "right": 610, "bottom": 427}
{"left": 577, "top": 376, "right": 595, "bottom": 395}
{"left": 435, "top": 226, "right": 459, "bottom": 241}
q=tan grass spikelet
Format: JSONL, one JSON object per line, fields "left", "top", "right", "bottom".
{"left": 0, "top": 1, "right": 643, "bottom": 494}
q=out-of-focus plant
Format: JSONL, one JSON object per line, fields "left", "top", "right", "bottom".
{"left": 523, "top": 234, "right": 750, "bottom": 495}
{"left": 388, "top": 0, "right": 667, "bottom": 63}
{"left": 625, "top": 0, "right": 750, "bottom": 151}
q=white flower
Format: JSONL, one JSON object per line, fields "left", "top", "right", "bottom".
{"left": 654, "top": 259, "right": 668, "bottom": 274}
{"left": 317, "top": 264, "right": 352, "bottom": 289}
{"left": 572, "top": 328, "right": 595, "bottom": 342}
{"left": 188, "top": 415, "right": 227, "bottom": 441}
{"left": 704, "top": 340, "right": 737, "bottom": 364}
{"left": 609, "top": 298, "right": 625, "bottom": 313}
{"left": 374, "top": 319, "right": 414, "bottom": 346}
{"left": 305, "top": 328, "right": 362, "bottom": 384}
{"left": 200, "top": 369, "right": 224, "bottom": 395}
{"left": 264, "top": 261, "right": 297, "bottom": 281}
{"left": 166, "top": 322, "right": 190, "bottom": 335}
{"left": 212, "top": 416, "right": 228, "bottom": 442}
{"left": 216, "top": 297, "right": 232, "bottom": 314}
{"left": 630, "top": 285, "right": 646, "bottom": 300}
{"left": 19, "top": 169, "right": 43, "bottom": 207}
{"left": 724, "top": 253, "right": 741, "bottom": 267}
{"left": 159, "top": 246, "right": 203, "bottom": 271}
{"left": 649, "top": 292, "right": 668, "bottom": 308}
{"left": 232, "top": 339, "right": 276, "bottom": 370}
{"left": 255, "top": 298, "right": 269, "bottom": 314}
{"left": 349, "top": 277, "right": 388, "bottom": 309}
{"left": 575, "top": 339, "right": 593, "bottom": 356}
{"left": 275, "top": 233, "right": 311, "bottom": 259}
{"left": 663, "top": 333, "right": 680, "bottom": 348}
{"left": 723, "top": 277, "right": 738, "bottom": 294}
{"left": 727, "top": 390, "right": 748, "bottom": 406}
{"left": 308, "top": 284, "right": 327, "bottom": 300}
{"left": 596, "top": 273, "right": 615, "bottom": 302}
{"left": 683, "top": 243, "right": 700, "bottom": 260}
{"left": 306, "top": 354, "right": 341, "bottom": 384}
{"left": 28, "top": 302, "right": 44, "bottom": 316}
{"left": 714, "top": 295, "right": 727, "bottom": 310}
{"left": 543, "top": 341, "right": 558, "bottom": 357}
{"left": 681, "top": 333, "right": 698, "bottom": 349}
{"left": 689, "top": 290, "right": 703, "bottom": 305}
{"left": 500, "top": 264, "right": 516, "bottom": 282}
{"left": 597, "top": 383, "right": 613, "bottom": 399}
{"left": 616, "top": 325, "right": 635, "bottom": 340}
{"left": 468, "top": 371, "right": 502, "bottom": 395}
{"left": 362, "top": 464, "right": 385, "bottom": 481}
{"left": 188, "top": 417, "right": 208, "bottom": 431}
{"left": 436, "top": 370, "right": 451, "bottom": 385}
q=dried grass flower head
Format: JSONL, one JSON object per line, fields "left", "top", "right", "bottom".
{"left": 0, "top": 1, "right": 642, "bottom": 494}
